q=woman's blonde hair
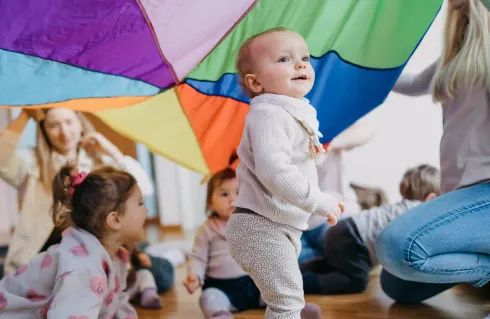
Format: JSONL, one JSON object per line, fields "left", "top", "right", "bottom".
{"left": 35, "top": 109, "right": 97, "bottom": 187}
{"left": 433, "top": 0, "right": 490, "bottom": 101}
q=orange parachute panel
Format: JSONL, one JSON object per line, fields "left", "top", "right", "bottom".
{"left": 176, "top": 84, "right": 249, "bottom": 174}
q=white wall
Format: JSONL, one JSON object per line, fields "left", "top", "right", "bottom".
{"left": 343, "top": 5, "right": 445, "bottom": 202}
{"left": 0, "top": 110, "right": 20, "bottom": 233}
{"left": 154, "top": 156, "right": 207, "bottom": 229}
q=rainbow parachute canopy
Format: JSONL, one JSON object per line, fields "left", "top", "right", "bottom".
{"left": 0, "top": 0, "right": 443, "bottom": 175}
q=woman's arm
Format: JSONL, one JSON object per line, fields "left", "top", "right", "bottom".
{"left": 0, "top": 111, "right": 33, "bottom": 188}
{"left": 187, "top": 224, "right": 210, "bottom": 285}
{"left": 392, "top": 60, "right": 438, "bottom": 97}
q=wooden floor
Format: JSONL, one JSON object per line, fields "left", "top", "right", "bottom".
{"left": 137, "top": 226, "right": 489, "bottom": 319}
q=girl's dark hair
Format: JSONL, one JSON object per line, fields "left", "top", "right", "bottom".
{"left": 206, "top": 168, "right": 236, "bottom": 216}
{"left": 399, "top": 164, "right": 441, "bottom": 201}
{"left": 51, "top": 165, "right": 136, "bottom": 239}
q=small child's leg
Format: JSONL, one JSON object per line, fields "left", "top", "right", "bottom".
{"left": 147, "top": 255, "right": 175, "bottom": 293}
{"left": 199, "top": 288, "right": 236, "bottom": 319}
{"left": 299, "top": 257, "right": 331, "bottom": 274}
{"left": 313, "top": 270, "right": 369, "bottom": 294}
{"left": 136, "top": 269, "right": 163, "bottom": 309}
{"left": 228, "top": 212, "right": 308, "bottom": 319}
{"left": 315, "top": 218, "right": 371, "bottom": 295}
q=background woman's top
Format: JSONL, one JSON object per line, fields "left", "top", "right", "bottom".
{"left": 393, "top": 60, "right": 490, "bottom": 193}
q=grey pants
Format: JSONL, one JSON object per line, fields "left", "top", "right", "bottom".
{"left": 228, "top": 210, "right": 304, "bottom": 319}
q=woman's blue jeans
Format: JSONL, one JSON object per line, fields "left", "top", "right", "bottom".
{"left": 375, "top": 182, "right": 490, "bottom": 303}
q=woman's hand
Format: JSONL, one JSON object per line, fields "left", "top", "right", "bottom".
{"left": 81, "top": 132, "right": 124, "bottom": 162}
{"left": 183, "top": 274, "right": 201, "bottom": 294}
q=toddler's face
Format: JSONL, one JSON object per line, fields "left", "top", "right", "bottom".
{"left": 247, "top": 31, "right": 314, "bottom": 98}
{"left": 209, "top": 178, "right": 239, "bottom": 220}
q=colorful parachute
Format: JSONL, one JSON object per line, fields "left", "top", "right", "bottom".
{"left": 0, "top": 0, "right": 442, "bottom": 175}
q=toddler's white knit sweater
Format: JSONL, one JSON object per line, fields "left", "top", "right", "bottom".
{"left": 234, "top": 94, "right": 340, "bottom": 230}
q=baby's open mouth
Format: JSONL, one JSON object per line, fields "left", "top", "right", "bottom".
{"left": 292, "top": 75, "right": 308, "bottom": 80}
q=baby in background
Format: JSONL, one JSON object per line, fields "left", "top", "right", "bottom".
{"left": 183, "top": 169, "right": 263, "bottom": 318}
{"left": 227, "top": 28, "right": 344, "bottom": 319}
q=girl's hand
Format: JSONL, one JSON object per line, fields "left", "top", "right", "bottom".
{"left": 183, "top": 274, "right": 201, "bottom": 294}
{"left": 137, "top": 253, "right": 152, "bottom": 268}
{"left": 81, "top": 132, "right": 124, "bottom": 161}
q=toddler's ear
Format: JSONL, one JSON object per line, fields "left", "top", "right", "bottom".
{"left": 244, "top": 74, "right": 263, "bottom": 94}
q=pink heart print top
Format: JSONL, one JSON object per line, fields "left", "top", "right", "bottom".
{"left": 0, "top": 227, "right": 137, "bottom": 319}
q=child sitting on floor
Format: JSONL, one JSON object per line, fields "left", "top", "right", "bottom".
{"left": 300, "top": 119, "right": 376, "bottom": 263}
{"left": 0, "top": 166, "right": 144, "bottom": 318}
{"left": 301, "top": 164, "right": 440, "bottom": 295}
{"left": 183, "top": 168, "right": 264, "bottom": 319}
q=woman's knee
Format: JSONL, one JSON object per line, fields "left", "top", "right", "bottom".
{"left": 375, "top": 223, "right": 414, "bottom": 276}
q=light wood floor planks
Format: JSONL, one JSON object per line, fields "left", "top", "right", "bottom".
{"left": 137, "top": 227, "right": 489, "bottom": 318}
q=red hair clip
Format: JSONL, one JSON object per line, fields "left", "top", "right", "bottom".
{"left": 67, "top": 170, "right": 88, "bottom": 197}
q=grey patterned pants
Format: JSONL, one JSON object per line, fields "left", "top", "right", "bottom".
{"left": 228, "top": 209, "right": 304, "bottom": 319}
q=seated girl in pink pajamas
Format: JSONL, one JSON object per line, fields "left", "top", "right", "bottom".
{"left": 0, "top": 165, "right": 148, "bottom": 318}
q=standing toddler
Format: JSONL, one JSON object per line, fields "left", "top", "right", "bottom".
{"left": 228, "top": 28, "right": 344, "bottom": 319}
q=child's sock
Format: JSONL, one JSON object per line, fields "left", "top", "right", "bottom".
{"left": 210, "top": 310, "right": 234, "bottom": 318}
{"left": 300, "top": 303, "right": 321, "bottom": 319}
{"left": 140, "top": 288, "right": 162, "bottom": 309}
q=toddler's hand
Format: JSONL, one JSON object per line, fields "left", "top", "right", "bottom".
{"left": 326, "top": 201, "right": 344, "bottom": 226}
{"left": 183, "top": 274, "right": 201, "bottom": 294}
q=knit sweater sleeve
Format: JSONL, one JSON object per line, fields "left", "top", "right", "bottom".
{"left": 249, "top": 112, "right": 341, "bottom": 217}
{"left": 0, "top": 130, "right": 32, "bottom": 189}
{"left": 392, "top": 60, "right": 438, "bottom": 96}
{"left": 187, "top": 223, "right": 209, "bottom": 283}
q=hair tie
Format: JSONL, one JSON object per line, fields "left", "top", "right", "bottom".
{"left": 68, "top": 170, "right": 88, "bottom": 197}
